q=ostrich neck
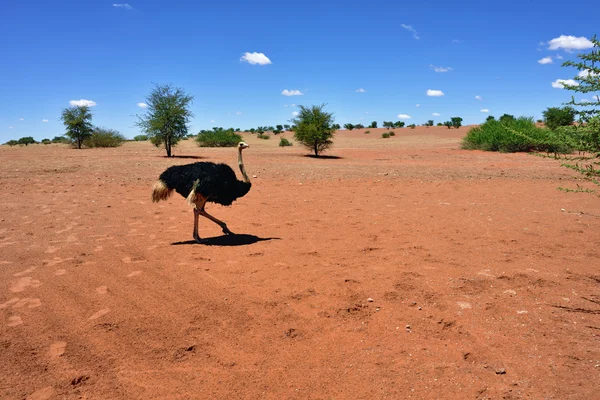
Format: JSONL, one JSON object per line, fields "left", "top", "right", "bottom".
{"left": 238, "top": 149, "right": 250, "bottom": 183}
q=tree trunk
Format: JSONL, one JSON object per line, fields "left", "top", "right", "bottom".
{"left": 166, "top": 137, "right": 172, "bottom": 157}
{"left": 314, "top": 141, "right": 318, "bottom": 157}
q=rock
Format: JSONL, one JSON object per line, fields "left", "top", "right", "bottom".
{"left": 367, "top": 298, "right": 374, "bottom": 302}
{"left": 405, "top": 325, "right": 411, "bottom": 330}
{"left": 496, "top": 368, "right": 506, "bottom": 375}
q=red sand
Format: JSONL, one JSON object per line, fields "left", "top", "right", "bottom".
{"left": 1, "top": 127, "right": 599, "bottom": 399}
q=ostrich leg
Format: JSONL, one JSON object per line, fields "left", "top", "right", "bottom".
{"left": 193, "top": 196, "right": 208, "bottom": 243}
{"left": 199, "top": 207, "right": 234, "bottom": 235}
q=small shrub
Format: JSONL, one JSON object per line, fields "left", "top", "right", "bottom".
{"left": 279, "top": 138, "right": 293, "bottom": 147}
{"left": 364, "top": 130, "right": 371, "bottom": 134}
{"left": 408, "top": 124, "right": 416, "bottom": 129}
{"left": 461, "top": 116, "right": 571, "bottom": 153}
{"left": 437, "top": 122, "right": 443, "bottom": 126}
{"left": 5, "top": 140, "right": 19, "bottom": 146}
{"left": 257, "top": 133, "right": 270, "bottom": 140}
{"left": 196, "top": 128, "right": 242, "bottom": 147}
{"left": 18, "top": 136, "right": 36, "bottom": 146}
{"left": 41, "top": 139, "right": 51, "bottom": 145}
{"left": 84, "top": 128, "right": 125, "bottom": 148}
{"left": 134, "top": 135, "right": 148, "bottom": 141}
{"left": 52, "top": 136, "right": 70, "bottom": 144}
{"left": 382, "top": 133, "right": 390, "bottom": 138}
{"left": 542, "top": 106, "right": 575, "bottom": 131}
{"left": 389, "top": 131, "right": 396, "bottom": 136}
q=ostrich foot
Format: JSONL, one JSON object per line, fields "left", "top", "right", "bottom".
{"left": 222, "top": 226, "right": 234, "bottom": 235}
{"left": 193, "top": 233, "right": 206, "bottom": 244}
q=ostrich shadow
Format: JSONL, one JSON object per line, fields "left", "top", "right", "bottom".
{"left": 172, "top": 234, "right": 279, "bottom": 246}
{"left": 160, "top": 155, "right": 206, "bottom": 159}
{"left": 302, "top": 154, "right": 343, "bottom": 160}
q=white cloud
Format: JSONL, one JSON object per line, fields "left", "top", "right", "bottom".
{"left": 475, "top": 95, "right": 483, "bottom": 100}
{"left": 42, "top": 119, "right": 48, "bottom": 122}
{"left": 579, "top": 69, "right": 599, "bottom": 78}
{"left": 551, "top": 79, "right": 579, "bottom": 89}
{"left": 400, "top": 24, "right": 419, "bottom": 40}
{"left": 356, "top": 88, "right": 365, "bottom": 93}
{"left": 9, "top": 126, "right": 14, "bottom": 129}
{"left": 291, "top": 104, "right": 296, "bottom": 107}
{"left": 69, "top": 99, "right": 97, "bottom": 107}
{"left": 430, "top": 65, "right": 452, "bottom": 73}
{"left": 136, "top": 102, "right": 147, "bottom": 108}
{"left": 113, "top": 3, "right": 133, "bottom": 10}
{"left": 432, "top": 113, "right": 441, "bottom": 116}
{"left": 556, "top": 54, "right": 564, "bottom": 60}
{"left": 19, "top": 118, "right": 24, "bottom": 121}
{"left": 210, "top": 119, "right": 215, "bottom": 123}
{"left": 480, "top": 109, "right": 490, "bottom": 113}
{"left": 282, "top": 89, "right": 303, "bottom": 96}
{"left": 538, "top": 57, "right": 553, "bottom": 64}
{"left": 235, "top": 111, "right": 242, "bottom": 115}
{"left": 426, "top": 89, "right": 444, "bottom": 97}
{"left": 397, "top": 114, "right": 411, "bottom": 119}
{"left": 452, "top": 39, "right": 460, "bottom": 44}
{"left": 292, "top": 111, "right": 299, "bottom": 117}
{"left": 416, "top": 104, "right": 420, "bottom": 107}
{"left": 547, "top": 35, "right": 593, "bottom": 51}
{"left": 240, "top": 52, "right": 272, "bottom": 65}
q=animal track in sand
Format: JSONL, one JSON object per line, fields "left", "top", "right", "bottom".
{"left": 0, "top": 260, "right": 13, "bottom": 265}
{"left": 0, "top": 298, "right": 20, "bottom": 309}
{"left": 14, "top": 266, "right": 38, "bottom": 277}
{"left": 8, "top": 315, "right": 23, "bottom": 327}
{"left": 44, "top": 246, "right": 59, "bottom": 254}
{"left": 122, "top": 256, "right": 146, "bottom": 263}
{"left": 127, "top": 271, "right": 142, "bottom": 278}
{"left": 43, "top": 257, "right": 74, "bottom": 267}
{"left": 10, "top": 277, "right": 42, "bottom": 293}
{"left": 13, "top": 298, "right": 42, "bottom": 309}
{"left": 96, "top": 286, "right": 108, "bottom": 294}
{"left": 49, "top": 341, "right": 67, "bottom": 357}
{"left": 88, "top": 308, "right": 110, "bottom": 320}
{"left": 55, "top": 269, "right": 66, "bottom": 276}
{"left": 26, "top": 386, "right": 55, "bottom": 400}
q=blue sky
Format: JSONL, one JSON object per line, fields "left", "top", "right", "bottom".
{"left": 1, "top": 0, "right": 598, "bottom": 142}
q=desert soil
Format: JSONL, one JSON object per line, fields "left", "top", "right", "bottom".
{"left": 1, "top": 127, "right": 599, "bottom": 399}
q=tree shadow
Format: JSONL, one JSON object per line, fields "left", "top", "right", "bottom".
{"left": 172, "top": 234, "right": 280, "bottom": 246}
{"left": 303, "top": 154, "right": 344, "bottom": 160}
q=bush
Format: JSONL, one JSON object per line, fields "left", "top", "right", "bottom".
{"left": 408, "top": 124, "right": 416, "bottom": 129}
{"left": 84, "top": 127, "right": 125, "bottom": 148}
{"left": 389, "top": 131, "right": 395, "bottom": 136}
{"left": 370, "top": 121, "right": 377, "bottom": 128}
{"left": 18, "top": 136, "right": 36, "bottom": 146}
{"left": 437, "top": 122, "right": 443, "bottom": 126}
{"left": 364, "top": 130, "right": 371, "bottom": 134}
{"left": 543, "top": 106, "right": 575, "bottom": 131}
{"left": 461, "top": 116, "right": 571, "bottom": 153}
{"left": 382, "top": 133, "right": 390, "bottom": 138}
{"left": 5, "top": 140, "right": 19, "bottom": 146}
{"left": 344, "top": 123, "right": 354, "bottom": 131}
{"left": 41, "top": 139, "right": 51, "bottom": 145}
{"left": 257, "top": 133, "right": 270, "bottom": 140}
{"left": 293, "top": 104, "right": 336, "bottom": 156}
{"left": 196, "top": 128, "right": 242, "bottom": 147}
{"left": 499, "top": 114, "right": 515, "bottom": 123}
{"left": 451, "top": 117, "right": 463, "bottom": 129}
{"left": 354, "top": 123, "right": 365, "bottom": 129}
{"left": 52, "top": 136, "right": 70, "bottom": 144}
{"left": 134, "top": 135, "right": 148, "bottom": 141}
{"left": 394, "top": 121, "right": 405, "bottom": 128}
{"left": 279, "top": 138, "right": 293, "bottom": 147}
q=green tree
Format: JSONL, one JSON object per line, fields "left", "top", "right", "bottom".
{"left": 426, "top": 120, "right": 434, "bottom": 127}
{"left": 332, "top": 123, "right": 341, "bottom": 130}
{"left": 41, "top": 138, "right": 51, "bottom": 145}
{"left": 292, "top": 104, "right": 336, "bottom": 157}
{"left": 542, "top": 106, "right": 576, "bottom": 130}
{"left": 284, "top": 124, "right": 291, "bottom": 130}
{"left": 394, "top": 121, "right": 405, "bottom": 128}
{"left": 135, "top": 84, "right": 194, "bottom": 157}
{"left": 562, "top": 35, "right": 600, "bottom": 122}
{"left": 344, "top": 123, "right": 355, "bottom": 130}
{"left": 383, "top": 121, "right": 393, "bottom": 129}
{"left": 451, "top": 117, "right": 463, "bottom": 129}
{"left": 18, "top": 136, "right": 36, "bottom": 146}
{"left": 61, "top": 105, "right": 93, "bottom": 149}
{"left": 354, "top": 123, "right": 365, "bottom": 129}
{"left": 437, "top": 122, "right": 443, "bottom": 126}
{"left": 370, "top": 121, "right": 378, "bottom": 128}
{"left": 486, "top": 116, "right": 496, "bottom": 122}
{"left": 444, "top": 121, "right": 453, "bottom": 129}
{"left": 276, "top": 125, "right": 284, "bottom": 132}
{"left": 499, "top": 114, "right": 516, "bottom": 123}
{"left": 5, "top": 140, "right": 19, "bottom": 146}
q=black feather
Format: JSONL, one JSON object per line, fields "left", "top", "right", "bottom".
{"left": 159, "top": 162, "right": 251, "bottom": 206}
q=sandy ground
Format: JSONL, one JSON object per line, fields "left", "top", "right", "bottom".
{"left": 1, "top": 127, "right": 599, "bottom": 399}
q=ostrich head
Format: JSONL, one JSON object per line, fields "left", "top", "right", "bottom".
{"left": 238, "top": 142, "right": 249, "bottom": 150}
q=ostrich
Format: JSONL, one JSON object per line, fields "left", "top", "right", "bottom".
{"left": 151, "top": 142, "right": 251, "bottom": 243}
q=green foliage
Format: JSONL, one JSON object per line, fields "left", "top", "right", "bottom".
{"left": 84, "top": 127, "right": 125, "bottom": 148}
{"left": 134, "top": 135, "right": 148, "bottom": 141}
{"left": 461, "top": 116, "right": 571, "bottom": 153}
{"left": 437, "top": 122, "right": 443, "bottom": 126}
{"left": 257, "top": 133, "right": 270, "bottom": 139}
{"left": 486, "top": 116, "right": 496, "bottom": 122}
{"left": 196, "top": 127, "right": 242, "bottom": 147}
{"left": 5, "top": 140, "right": 19, "bottom": 146}
{"left": 426, "top": 120, "right": 434, "bottom": 127}
{"left": 499, "top": 114, "right": 515, "bottom": 123}
{"left": 389, "top": 131, "right": 396, "bottom": 136}
{"left": 18, "top": 136, "right": 36, "bottom": 146}
{"left": 354, "top": 123, "right": 365, "bottom": 129}
{"left": 561, "top": 35, "right": 600, "bottom": 122}
{"left": 284, "top": 124, "right": 291, "bottom": 130}
{"left": 370, "top": 121, "right": 378, "bottom": 128}
{"left": 543, "top": 106, "right": 575, "bottom": 130}
{"left": 61, "top": 105, "right": 93, "bottom": 149}
{"left": 136, "top": 83, "right": 194, "bottom": 157}
{"left": 443, "top": 121, "right": 453, "bottom": 129}
{"left": 279, "top": 137, "right": 293, "bottom": 147}
{"left": 394, "top": 121, "right": 405, "bottom": 128}
{"left": 41, "top": 139, "right": 51, "bottom": 145}
{"left": 276, "top": 125, "right": 283, "bottom": 132}
{"left": 256, "top": 126, "right": 266, "bottom": 134}
{"left": 382, "top": 132, "right": 390, "bottom": 138}
{"left": 249, "top": 128, "right": 256, "bottom": 134}
{"left": 344, "top": 123, "right": 355, "bottom": 130}
{"left": 292, "top": 104, "right": 336, "bottom": 157}
{"left": 364, "top": 130, "right": 371, "bottom": 134}
{"left": 451, "top": 117, "right": 463, "bottom": 129}
{"left": 383, "top": 121, "right": 394, "bottom": 130}
{"left": 52, "top": 136, "right": 70, "bottom": 144}
{"left": 408, "top": 124, "right": 416, "bottom": 129}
